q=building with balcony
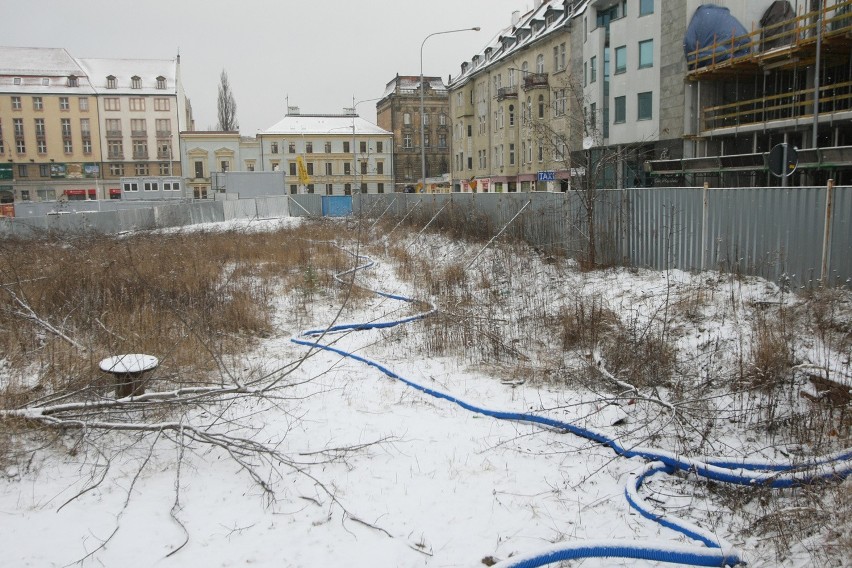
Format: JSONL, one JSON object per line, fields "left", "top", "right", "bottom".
{"left": 448, "top": 0, "right": 577, "bottom": 192}
{"left": 257, "top": 107, "right": 393, "bottom": 195}
{"left": 0, "top": 47, "right": 192, "bottom": 202}
{"left": 376, "top": 74, "right": 451, "bottom": 190}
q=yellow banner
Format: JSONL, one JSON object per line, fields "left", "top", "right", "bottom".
{"left": 296, "top": 156, "right": 311, "bottom": 185}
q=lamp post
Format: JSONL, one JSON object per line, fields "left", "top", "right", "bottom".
{"left": 420, "top": 27, "right": 480, "bottom": 190}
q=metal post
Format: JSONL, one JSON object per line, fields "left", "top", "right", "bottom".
{"left": 820, "top": 178, "right": 835, "bottom": 285}
{"left": 701, "top": 181, "right": 709, "bottom": 271}
{"left": 420, "top": 27, "right": 480, "bottom": 190}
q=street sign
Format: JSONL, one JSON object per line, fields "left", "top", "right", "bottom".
{"left": 537, "top": 170, "right": 556, "bottom": 182}
{"left": 768, "top": 143, "right": 798, "bottom": 177}
{"left": 0, "top": 164, "right": 12, "bottom": 180}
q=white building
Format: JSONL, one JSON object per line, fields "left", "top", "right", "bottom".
{"left": 258, "top": 108, "right": 394, "bottom": 195}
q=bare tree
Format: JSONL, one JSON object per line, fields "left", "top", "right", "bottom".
{"left": 216, "top": 69, "right": 239, "bottom": 132}
{"left": 527, "top": 74, "right": 648, "bottom": 267}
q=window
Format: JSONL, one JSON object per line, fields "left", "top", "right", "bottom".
{"left": 509, "top": 105, "right": 515, "bottom": 127}
{"left": 343, "top": 141, "right": 350, "bottom": 153}
{"left": 637, "top": 91, "right": 653, "bottom": 120}
{"left": 307, "top": 162, "right": 314, "bottom": 175}
{"left": 271, "top": 142, "right": 279, "bottom": 154}
{"left": 289, "top": 162, "right": 297, "bottom": 176}
{"left": 37, "top": 139, "right": 47, "bottom": 154}
{"left": 144, "top": 181, "right": 157, "bottom": 191}
{"left": 376, "top": 162, "right": 384, "bottom": 174}
{"left": 135, "top": 163, "right": 149, "bottom": 176}
{"left": 288, "top": 142, "right": 296, "bottom": 153}
{"left": 132, "top": 139, "right": 148, "bottom": 159}
{"left": 64, "top": 138, "right": 73, "bottom": 153}
{"left": 106, "top": 119, "right": 121, "bottom": 135}
{"left": 11, "top": 96, "right": 21, "bottom": 110}
{"left": 509, "top": 143, "right": 515, "bottom": 165}
{"left": 39, "top": 164, "right": 50, "bottom": 177}
{"left": 590, "top": 56, "right": 597, "bottom": 83}
{"left": 325, "top": 183, "right": 333, "bottom": 194}
{"left": 439, "top": 114, "right": 446, "bottom": 126}
{"left": 131, "top": 119, "right": 146, "bottom": 135}
{"left": 108, "top": 140, "right": 123, "bottom": 159}
{"left": 508, "top": 68, "right": 516, "bottom": 87}
{"left": 467, "top": 124, "right": 472, "bottom": 137}
{"left": 246, "top": 161, "right": 255, "bottom": 171}
{"left": 154, "top": 98, "right": 170, "bottom": 111}
{"left": 438, "top": 133, "right": 447, "bottom": 148}
{"left": 538, "top": 95, "right": 545, "bottom": 119}
{"left": 129, "top": 98, "right": 145, "bottom": 111}
{"left": 467, "top": 157, "right": 472, "bottom": 170}
{"left": 18, "top": 165, "right": 28, "bottom": 177}
{"left": 324, "top": 162, "right": 333, "bottom": 175}
{"left": 33, "top": 97, "right": 43, "bottom": 110}
{"left": 106, "top": 75, "right": 116, "bottom": 89}
{"left": 105, "top": 97, "right": 120, "bottom": 111}
{"left": 403, "top": 133, "right": 412, "bottom": 148}
{"left": 220, "top": 160, "right": 230, "bottom": 172}
{"left": 194, "top": 161, "right": 204, "bottom": 178}
{"left": 156, "top": 76, "right": 166, "bottom": 89}
{"left": 360, "top": 162, "right": 367, "bottom": 175}
{"left": 376, "top": 141, "right": 383, "bottom": 153}
{"left": 35, "top": 118, "right": 45, "bottom": 136}
{"left": 344, "top": 183, "right": 352, "bottom": 195}
{"left": 131, "top": 76, "right": 141, "bottom": 89}
{"left": 640, "top": 0, "right": 654, "bottom": 16}
{"left": 13, "top": 77, "right": 21, "bottom": 86}
{"left": 403, "top": 112, "right": 411, "bottom": 125}
{"left": 324, "top": 141, "right": 332, "bottom": 153}
{"left": 377, "top": 183, "right": 384, "bottom": 194}
{"left": 536, "top": 54, "right": 545, "bottom": 74}
{"left": 61, "top": 118, "right": 72, "bottom": 136}
{"left": 79, "top": 97, "right": 89, "bottom": 111}
{"left": 306, "top": 142, "right": 313, "bottom": 153}
{"left": 13, "top": 118, "right": 24, "bottom": 136}
{"left": 639, "top": 39, "right": 653, "bottom": 68}
{"left": 82, "top": 138, "right": 92, "bottom": 154}
{"left": 590, "top": 103, "right": 597, "bottom": 130}
{"left": 615, "top": 46, "right": 626, "bottom": 74}
{"left": 560, "top": 43, "right": 567, "bottom": 71}
{"left": 110, "top": 163, "right": 124, "bottom": 177}
{"left": 553, "top": 46, "right": 559, "bottom": 72}
{"left": 425, "top": 133, "right": 431, "bottom": 148}
{"left": 59, "top": 97, "right": 69, "bottom": 110}
{"left": 422, "top": 113, "right": 429, "bottom": 126}
{"left": 344, "top": 162, "right": 351, "bottom": 175}
{"left": 357, "top": 141, "right": 365, "bottom": 153}
{"left": 614, "top": 96, "right": 626, "bottom": 123}
{"left": 521, "top": 61, "right": 529, "bottom": 76}
{"left": 155, "top": 118, "right": 170, "bottom": 135}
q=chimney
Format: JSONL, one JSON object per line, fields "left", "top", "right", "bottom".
{"left": 512, "top": 10, "right": 520, "bottom": 26}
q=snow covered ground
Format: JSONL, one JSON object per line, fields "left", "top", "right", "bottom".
{"left": 1, "top": 218, "right": 849, "bottom": 567}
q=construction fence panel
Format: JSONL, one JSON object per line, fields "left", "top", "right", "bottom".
{"left": 627, "top": 187, "right": 705, "bottom": 272}
{"left": 256, "top": 196, "right": 290, "bottom": 219}
{"left": 827, "top": 185, "right": 852, "bottom": 287}
{"left": 289, "top": 194, "right": 323, "bottom": 217}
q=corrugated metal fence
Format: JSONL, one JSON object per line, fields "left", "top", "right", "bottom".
{"left": 355, "top": 185, "right": 850, "bottom": 287}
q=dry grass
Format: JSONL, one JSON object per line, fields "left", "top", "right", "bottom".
{"left": 0, "top": 221, "right": 356, "bottom": 410}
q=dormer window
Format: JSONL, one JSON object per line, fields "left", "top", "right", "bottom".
{"left": 42, "top": 78, "right": 50, "bottom": 86}
{"left": 67, "top": 75, "right": 78, "bottom": 87}
{"left": 13, "top": 77, "right": 21, "bottom": 85}
{"left": 156, "top": 76, "right": 166, "bottom": 89}
{"left": 106, "top": 75, "right": 116, "bottom": 89}
{"left": 131, "top": 75, "right": 141, "bottom": 89}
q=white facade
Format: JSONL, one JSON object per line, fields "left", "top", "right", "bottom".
{"left": 258, "top": 111, "right": 394, "bottom": 195}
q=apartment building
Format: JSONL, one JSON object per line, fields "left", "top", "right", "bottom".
{"left": 451, "top": 0, "right": 852, "bottom": 190}
{"left": 0, "top": 47, "right": 192, "bottom": 202}
{"left": 376, "top": 74, "right": 451, "bottom": 190}
{"left": 448, "top": 0, "right": 577, "bottom": 192}
{"left": 257, "top": 108, "right": 394, "bottom": 195}
{"left": 181, "top": 131, "right": 261, "bottom": 198}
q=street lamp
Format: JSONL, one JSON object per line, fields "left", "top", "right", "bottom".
{"left": 420, "top": 26, "right": 480, "bottom": 190}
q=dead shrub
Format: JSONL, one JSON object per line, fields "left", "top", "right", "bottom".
{"left": 557, "top": 294, "right": 617, "bottom": 352}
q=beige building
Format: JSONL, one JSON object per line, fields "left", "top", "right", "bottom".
{"left": 0, "top": 46, "right": 192, "bottom": 202}
{"left": 448, "top": 1, "right": 577, "bottom": 192}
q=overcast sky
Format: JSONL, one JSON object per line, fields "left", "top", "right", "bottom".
{"left": 1, "top": 0, "right": 529, "bottom": 134}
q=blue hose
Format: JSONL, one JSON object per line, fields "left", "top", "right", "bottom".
{"left": 293, "top": 250, "right": 852, "bottom": 567}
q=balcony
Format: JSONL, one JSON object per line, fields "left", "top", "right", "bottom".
{"left": 106, "top": 130, "right": 122, "bottom": 138}
{"left": 131, "top": 130, "right": 147, "bottom": 138}
{"left": 523, "top": 73, "right": 549, "bottom": 90}
{"left": 156, "top": 130, "right": 171, "bottom": 138}
{"left": 107, "top": 152, "right": 123, "bottom": 160}
{"left": 132, "top": 151, "right": 148, "bottom": 159}
{"left": 157, "top": 150, "right": 172, "bottom": 159}
{"left": 497, "top": 86, "right": 518, "bottom": 100}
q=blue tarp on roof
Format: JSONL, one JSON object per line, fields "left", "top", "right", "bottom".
{"left": 684, "top": 4, "right": 750, "bottom": 69}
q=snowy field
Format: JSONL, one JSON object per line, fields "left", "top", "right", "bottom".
{"left": 1, "top": 217, "right": 850, "bottom": 568}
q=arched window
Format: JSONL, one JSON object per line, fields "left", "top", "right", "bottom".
{"left": 521, "top": 61, "right": 529, "bottom": 76}
{"left": 538, "top": 95, "right": 545, "bottom": 119}
{"left": 156, "top": 76, "right": 166, "bottom": 89}
{"left": 536, "top": 54, "right": 545, "bottom": 73}
{"left": 106, "top": 75, "right": 116, "bottom": 89}
{"left": 131, "top": 75, "right": 141, "bottom": 89}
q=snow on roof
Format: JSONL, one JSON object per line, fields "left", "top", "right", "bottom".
{"left": 381, "top": 75, "right": 447, "bottom": 98}
{"left": 449, "top": 0, "right": 590, "bottom": 88}
{"left": 262, "top": 114, "right": 392, "bottom": 137}
{"left": 77, "top": 57, "right": 177, "bottom": 94}
{"left": 0, "top": 46, "right": 83, "bottom": 76}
